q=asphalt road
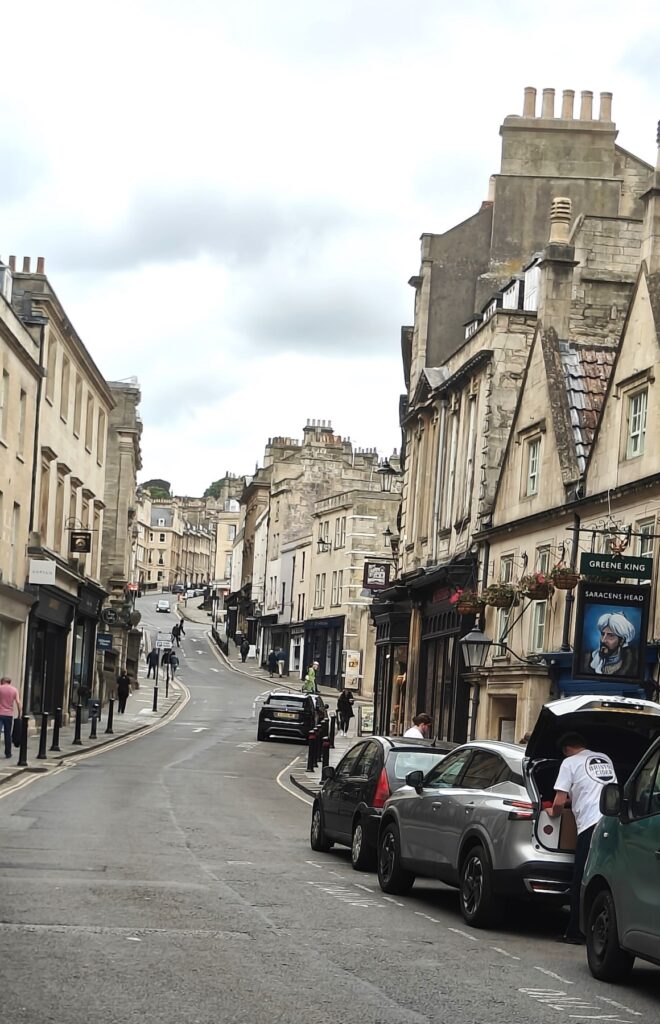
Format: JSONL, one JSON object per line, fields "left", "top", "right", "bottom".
{"left": 0, "top": 597, "right": 657, "bottom": 1024}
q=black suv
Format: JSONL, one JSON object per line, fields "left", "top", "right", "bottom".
{"left": 310, "top": 736, "right": 452, "bottom": 870}
{"left": 257, "top": 692, "right": 328, "bottom": 742}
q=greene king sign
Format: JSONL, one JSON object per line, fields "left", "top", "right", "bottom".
{"left": 579, "top": 552, "right": 652, "bottom": 581}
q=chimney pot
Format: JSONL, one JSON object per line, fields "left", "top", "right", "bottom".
{"left": 36, "top": 256, "right": 45, "bottom": 274}
{"left": 8, "top": 256, "right": 15, "bottom": 271}
{"left": 541, "top": 88, "right": 555, "bottom": 118}
{"left": 561, "top": 89, "right": 575, "bottom": 119}
{"left": 523, "top": 86, "right": 536, "bottom": 117}
{"left": 22, "top": 257, "right": 31, "bottom": 272}
{"left": 599, "top": 92, "right": 613, "bottom": 122}
{"left": 549, "top": 197, "right": 573, "bottom": 245}
{"left": 580, "top": 90, "right": 593, "bottom": 120}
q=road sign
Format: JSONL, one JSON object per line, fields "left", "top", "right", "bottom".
{"left": 579, "top": 552, "right": 653, "bottom": 581}
{"left": 156, "top": 630, "right": 173, "bottom": 651}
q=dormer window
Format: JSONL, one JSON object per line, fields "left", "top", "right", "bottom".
{"left": 525, "top": 437, "right": 541, "bottom": 496}
{"left": 626, "top": 389, "right": 647, "bottom": 459}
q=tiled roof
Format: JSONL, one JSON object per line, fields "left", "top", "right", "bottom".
{"left": 559, "top": 342, "right": 615, "bottom": 474}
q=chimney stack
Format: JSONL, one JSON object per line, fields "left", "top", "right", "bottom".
{"left": 541, "top": 88, "right": 555, "bottom": 118}
{"left": 523, "top": 86, "right": 536, "bottom": 117}
{"left": 22, "top": 257, "right": 31, "bottom": 272}
{"left": 580, "top": 90, "right": 593, "bottom": 120}
{"left": 599, "top": 91, "right": 613, "bottom": 121}
{"left": 8, "top": 256, "right": 15, "bottom": 271}
{"left": 561, "top": 89, "right": 575, "bottom": 119}
{"left": 36, "top": 256, "right": 45, "bottom": 274}
{"left": 538, "top": 197, "right": 577, "bottom": 339}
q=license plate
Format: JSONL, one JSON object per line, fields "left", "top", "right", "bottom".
{"left": 273, "top": 711, "right": 298, "bottom": 720}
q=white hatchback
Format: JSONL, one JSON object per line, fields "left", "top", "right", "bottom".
{"left": 156, "top": 600, "right": 170, "bottom": 613}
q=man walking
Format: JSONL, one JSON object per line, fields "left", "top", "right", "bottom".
{"left": 549, "top": 732, "right": 616, "bottom": 944}
{"left": 240, "top": 639, "right": 250, "bottom": 663}
{"left": 276, "top": 647, "right": 286, "bottom": 677}
{"left": 404, "top": 713, "right": 432, "bottom": 738}
{"left": 116, "top": 670, "right": 131, "bottom": 714}
{"left": 171, "top": 622, "right": 181, "bottom": 647}
{"left": 146, "top": 647, "right": 159, "bottom": 679}
{"left": 169, "top": 651, "right": 179, "bottom": 679}
{"left": 0, "top": 676, "right": 21, "bottom": 758}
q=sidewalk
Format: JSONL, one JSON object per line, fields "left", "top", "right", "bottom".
{"left": 288, "top": 729, "right": 356, "bottom": 798}
{"left": 177, "top": 600, "right": 372, "bottom": 703}
{"left": 0, "top": 676, "right": 184, "bottom": 789}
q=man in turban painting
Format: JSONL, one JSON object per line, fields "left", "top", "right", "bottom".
{"left": 583, "top": 612, "right": 637, "bottom": 676}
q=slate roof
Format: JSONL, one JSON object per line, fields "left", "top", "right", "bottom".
{"left": 558, "top": 341, "right": 615, "bottom": 474}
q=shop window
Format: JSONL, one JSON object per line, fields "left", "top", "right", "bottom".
{"left": 626, "top": 388, "right": 647, "bottom": 459}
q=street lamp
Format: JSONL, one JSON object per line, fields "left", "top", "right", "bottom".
{"left": 460, "top": 627, "right": 492, "bottom": 670}
{"left": 376, "top": 459, "right": 398, "bottom": 492}
{"left": 383, "top": 525, "right": 400, "bottom": 558}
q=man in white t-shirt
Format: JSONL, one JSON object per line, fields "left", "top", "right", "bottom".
{"left": 549, "top": 732, "right": 616, "bottom": 943}
{"left": 403, "top": 713, "right": 432, "bottom": 739}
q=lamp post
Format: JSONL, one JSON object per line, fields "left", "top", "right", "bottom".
{"left": 376, "top": 459, "right": 398, "bottom": 492}
{"left": 459, "top": 627, "right": 492, "bottom": 671}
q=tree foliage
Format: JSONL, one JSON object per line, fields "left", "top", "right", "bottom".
{"left": 140, "top": 478, "right": 172, "bottom": 499}
{"left": 203, "top": 479, "right": 226, "bottom": 499}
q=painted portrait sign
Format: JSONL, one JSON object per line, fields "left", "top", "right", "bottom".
{"left": 572, "top": 581, "right": 649, "bottom": 684}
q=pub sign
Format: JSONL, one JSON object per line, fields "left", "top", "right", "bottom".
{"left": 572, "top": 581, "right": 650, "bottom": 684}
{"left": 70, "top": 530, "right": 92, "bottom": 554}
{"left": 363, "top": 562, "right": 391, "bottom": 590}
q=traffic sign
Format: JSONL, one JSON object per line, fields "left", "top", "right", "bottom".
{"left": 156, "top": 639, "right": 173, "bottom": 650}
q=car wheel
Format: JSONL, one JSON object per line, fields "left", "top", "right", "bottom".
{"left": 257, "top": 726, "right": 267, "bottom": 741}
{"left": 351, "top": 818, "right": 376, "bottom": 872}
{"left": 310, "top": 804, "right": 333, "bottom": 853}
{"left": 377, "top": 823, "right": 415, "bottom": 894}
{"left": 459, "top": 845, "right": 500, "bottom": 928}
{"left": 586, "top": 889, "right": 634, "bottom": 982}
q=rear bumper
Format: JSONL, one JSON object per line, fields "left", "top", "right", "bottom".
{"left": 494, "top": 861, "right": 573, "bottom": 901}
{"left": 262, "top": 722, "right": 308, "bottom": 739}
{"left": 362, "top": 809, "right": 384, "bottom": 848}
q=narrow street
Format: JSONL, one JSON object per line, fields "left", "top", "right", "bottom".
{"left": 0, "top": 599, "right": 657, "bottom": 1024}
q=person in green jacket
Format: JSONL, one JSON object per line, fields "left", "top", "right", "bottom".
{"left": 302, "top": 660, "right": 320, "bottom": 693}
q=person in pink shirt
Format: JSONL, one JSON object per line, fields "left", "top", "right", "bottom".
{"left": 0, "top": 676, "right": 22, "bottom": 758}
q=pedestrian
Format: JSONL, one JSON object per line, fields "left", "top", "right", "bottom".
{"left": 276, "top": 647, "right": 286, "bottom": 677}
{"left": 337, "top": 688, "right": 355, "bottom": 736}
{"left": 267, "top": 649, "right": 277, "bottom": 677}
{"left": 548, "top": 732, "right": 616, "bottom": 944}
{"left": 146, "top": 647, "right": 159, "bottom": 679}
{"left": 116, "top": 670, "right": 131, "bottom": 714}
{"left": 169, "top": 651, "right": 179, "bottom": 678}
{"left": 0, "top": 676, "right": 22, "bottom": 759}
{"left": 403, "top": 713, "right": 432, "bottom": 739}
{"left": 302, "top": 660, "right": 320, "bottom": 694}
{"left": 179, "top": 621, "right": 185, "bottom": 638}
{"left": 171, "top": 623, "right": 181, "bottom": 647}
{"left": 161, "top": 649, "right": 171, "bottom": 671}
{"left": 240, "top": 639, "right": 250, "bottom": 663}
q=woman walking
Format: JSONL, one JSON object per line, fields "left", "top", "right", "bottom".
{"left": 116, "top": 670, "right": 131, "bottom": 714}
{"left": 337, "top": 689, "right": 355, "bottom": 736}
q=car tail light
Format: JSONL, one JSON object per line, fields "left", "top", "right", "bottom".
{"left": 371, "top": 768, "right": 391, "bottom": 808}
{"left": 504, "top": 799, "right": 535, "bottom": 821}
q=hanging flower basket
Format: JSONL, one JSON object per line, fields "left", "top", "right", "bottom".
{"left": 482, "top": 584, "right": 519, "bottom": 609}
{"left": 520, "top": 573, "right": 553, "bottom": 600}
{"left": 451, "top": 588, "right": 485, "bottom": 616}
{"left": 549, "top": 564, "right": 580, "bottom": 590}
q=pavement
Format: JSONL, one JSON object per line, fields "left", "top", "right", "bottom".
{"left": 0, "top": 593, "right": 657, "bottom": 1024}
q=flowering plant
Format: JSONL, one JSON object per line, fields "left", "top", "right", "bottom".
{"left": 482, "top": 582, "right": 519, "bottom": 607}
{"left": 520, "top": 572, "right": 553, "bottom": 597}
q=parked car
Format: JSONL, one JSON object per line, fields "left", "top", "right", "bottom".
{"left": 185, "top": 589, "right": 195, "bottom": 599}
{"left": 581, "top": 734, "right": 660, "bottom": 981}
{"left": 172, "top": 584, "right": 184, "bottom": 594}
{"left": 193, "top": 588, "right": 205, "bottom": 597}
{"left": 376, "top": 695, "right": 660, "bottom": 928}
{"left": 310, "top": 737, "right": 453, "bottom": 870}
{"left": 156, "top": 600, "right": 170, "bottom": 613}
{"left": 257, "top": 692, "right": 328, "bottom": 742}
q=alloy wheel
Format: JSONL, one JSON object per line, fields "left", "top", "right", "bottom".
{"left": 311, "top": 809, "right": 321, "bottom": 845}
{"left": 380, "top": 830, "right": 396, "bottom": 882}
{"left": 462, "top": 854, "right": 484, "bottom": 916}
{"left": 591, "top": 902, "right": 611, "bottom": 962}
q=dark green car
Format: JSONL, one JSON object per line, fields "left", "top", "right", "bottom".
{"left": 581, "top": 735, "right": 660, "bottom": 981}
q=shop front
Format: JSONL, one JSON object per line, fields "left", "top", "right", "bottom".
{"left": 72, "top": 583, "right": 105, "bottom": 707}
{"left": 25, "top": 587, "right": 76, "bottom": 715}
{"left": 372, "top": 591, "right": 411, "bottom": 736}
{"left": 303, "top": 615, "right": 344, "bottom": 688}
{"left": 0, "top": 584, "right": 35, "bottom": 694}
{"left": 289, "top": 624, "right": 305, "bottom": 678}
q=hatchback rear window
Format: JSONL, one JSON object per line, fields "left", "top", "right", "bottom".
{"left": 388, "top": 750, "right": 446, "bottom": 782}
{"left": 268, "top": 697, "right": 307, "bottom": 709}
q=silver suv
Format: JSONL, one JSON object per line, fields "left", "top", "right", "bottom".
{"left": 377, "top": 695, "right": 660, "bottom": 928}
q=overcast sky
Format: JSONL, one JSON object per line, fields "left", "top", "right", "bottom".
{"left": 2, "top": 1, "right": 660, "bottom": 494}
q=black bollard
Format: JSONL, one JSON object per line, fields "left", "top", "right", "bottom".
{"left": 329, "top": 714, "right": 336, "bottom": 749}
{"left": 152, "top": 685, "right": 158, "bottom": 713}
{"left": 17, "top": 714, "right": 29, "bottom": 767}
{"left": 306, "top": 730, "right": 316, "bottom": 771}
{"left": 165, "top": 674, "right": 169, "bottom": 699}
{"left": 322, "top": 734, "right": 330, "bottom": 768}
{"left": 72, "top": 703, "right": 83, "bottom": 746}
{"left": 313, "top": 729, "right": 322, "bottom": 768}
{"left": 50, "top": 707, "right": 62, "bottom": 752}
{"left": 37, "top": 712, "right": 49, "bottom": 759}
{"left": 89, "top": 714, "right": 98, "bottom": 740}
{"left": 105, "top": 698, "right": 115, "bottom": 735}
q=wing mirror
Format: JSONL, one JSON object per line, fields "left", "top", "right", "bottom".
{"left": 405, "top": 770, "right": 425, "bottom": 792}
{"left": 600, "top": 782, "right": 623, "bottom": 817}
{"left": 323, "top": 703, "right": 330, "bottom": 710}
{"left": 321, "top": 765, "right": 336, "bottom": 781}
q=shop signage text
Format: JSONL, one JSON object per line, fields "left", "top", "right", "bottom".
{"left": 579, "top": 552, "right": 652, "bottom": 581}
{"left": 28, "top": 559, "right": 56, "bottom": 585}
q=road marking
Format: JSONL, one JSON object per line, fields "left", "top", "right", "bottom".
{"left": 127, "top": 937, "right": 141, "bottom": 942}
{"left": 491, "top": 946, "right": 520, "bottom": 960}
{"left": 533, "top": 966, "right": 574, "bottom": 984}
{"left": 447, "top": 927, "right": 478, "bottom": 942}
{"left": 596, "top": 997, "right": 642, "bottom": 1017}
{"left": 519, "top": 989, "right": 630, "bottom": 1021}
{"left": 192, "top": 728, "right": 208, "bottom": 733}
{"left": 210, "top": 668, "right": 219, "bottom": 673}
{"left": 415, "top": 911, "right": 441, "bottom": 924}
{"left": 276, "top": 757, "right": 312, "bottom": 806}
{"left": 306, "top": 880, "right": 385, "bottom": 909}
{"left": 227, "top": 861, "right": 253, "bottom": 866}
{"left": 382, "top": 896, "right": 405, "bottom": 907}
{"left": 354, "top": 883, "right": 376, "bottom": 893}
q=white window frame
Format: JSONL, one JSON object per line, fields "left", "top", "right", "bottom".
{"left": 626, "top": 389, "right": 648, "bottom": 459}
{"left": 530, "top": 600, "right": 547, "bottom": 653}
{"left": 637, "top": 517, "right": 655, "bottom": 558}
{"left": 525, "top": 437, "right": 540, "bottom": 496}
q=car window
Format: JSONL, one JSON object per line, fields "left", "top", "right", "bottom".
{"left": 354, "top": 741, "right": 382, "bottom": 779}
{"left": 267, "top": 696, "right": 305, "bottom": 709}
{"left": 335, "top": 744, "right": 368, "bottom": 778}
{"left": 629, "top": 748, "right": 660, "bottom": 819}
{"left": 423, "top": 750, "right": 472, "bottom": 790}
{"left": 460, "top": 751, "right": 507, "bottom": 791}
{"left": 389, "top": 750, "right": 446, "bottom": 781}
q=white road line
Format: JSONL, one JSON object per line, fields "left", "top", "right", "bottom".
{"left": 596, "top": 996, "right": 642, "bottom": 1017}
{"left": 415, "top": 911, "right": 441, "bottom": 923}
{"left": 354, "top": 883, "right": 376, "bottom": 893}
{"left": 382, "top": 896, "right": 405, "bottom": 907}
{"left": 276, "top": 757, "right": 312, "bottom": 806}
{"left": 447, "top": 927, "right": 478, "bottom": 942}
{"left": 491, "top": 946, "right": 521, "bottom": 960}
{"left": 533, "top": 966, "right": 574, "bottom": 984}
{"left": 192, "top": 727, "right": 208, "bottom": 733}
{"left": 305, "top": 861, "right": 324, "bottom": 869}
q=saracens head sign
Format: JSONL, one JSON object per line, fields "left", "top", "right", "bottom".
{"left": 573, "top": 581, "right": 650, "bottom": 684}
{"left": 363, "top": 562, "right": 391, "bottom": 591}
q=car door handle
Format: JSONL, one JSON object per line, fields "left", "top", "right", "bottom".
{"left": 655, "top": 850, "right": 660, "bottom": 861}
{"left": 431, "top": 802, "right": 443, "bottom": 811}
